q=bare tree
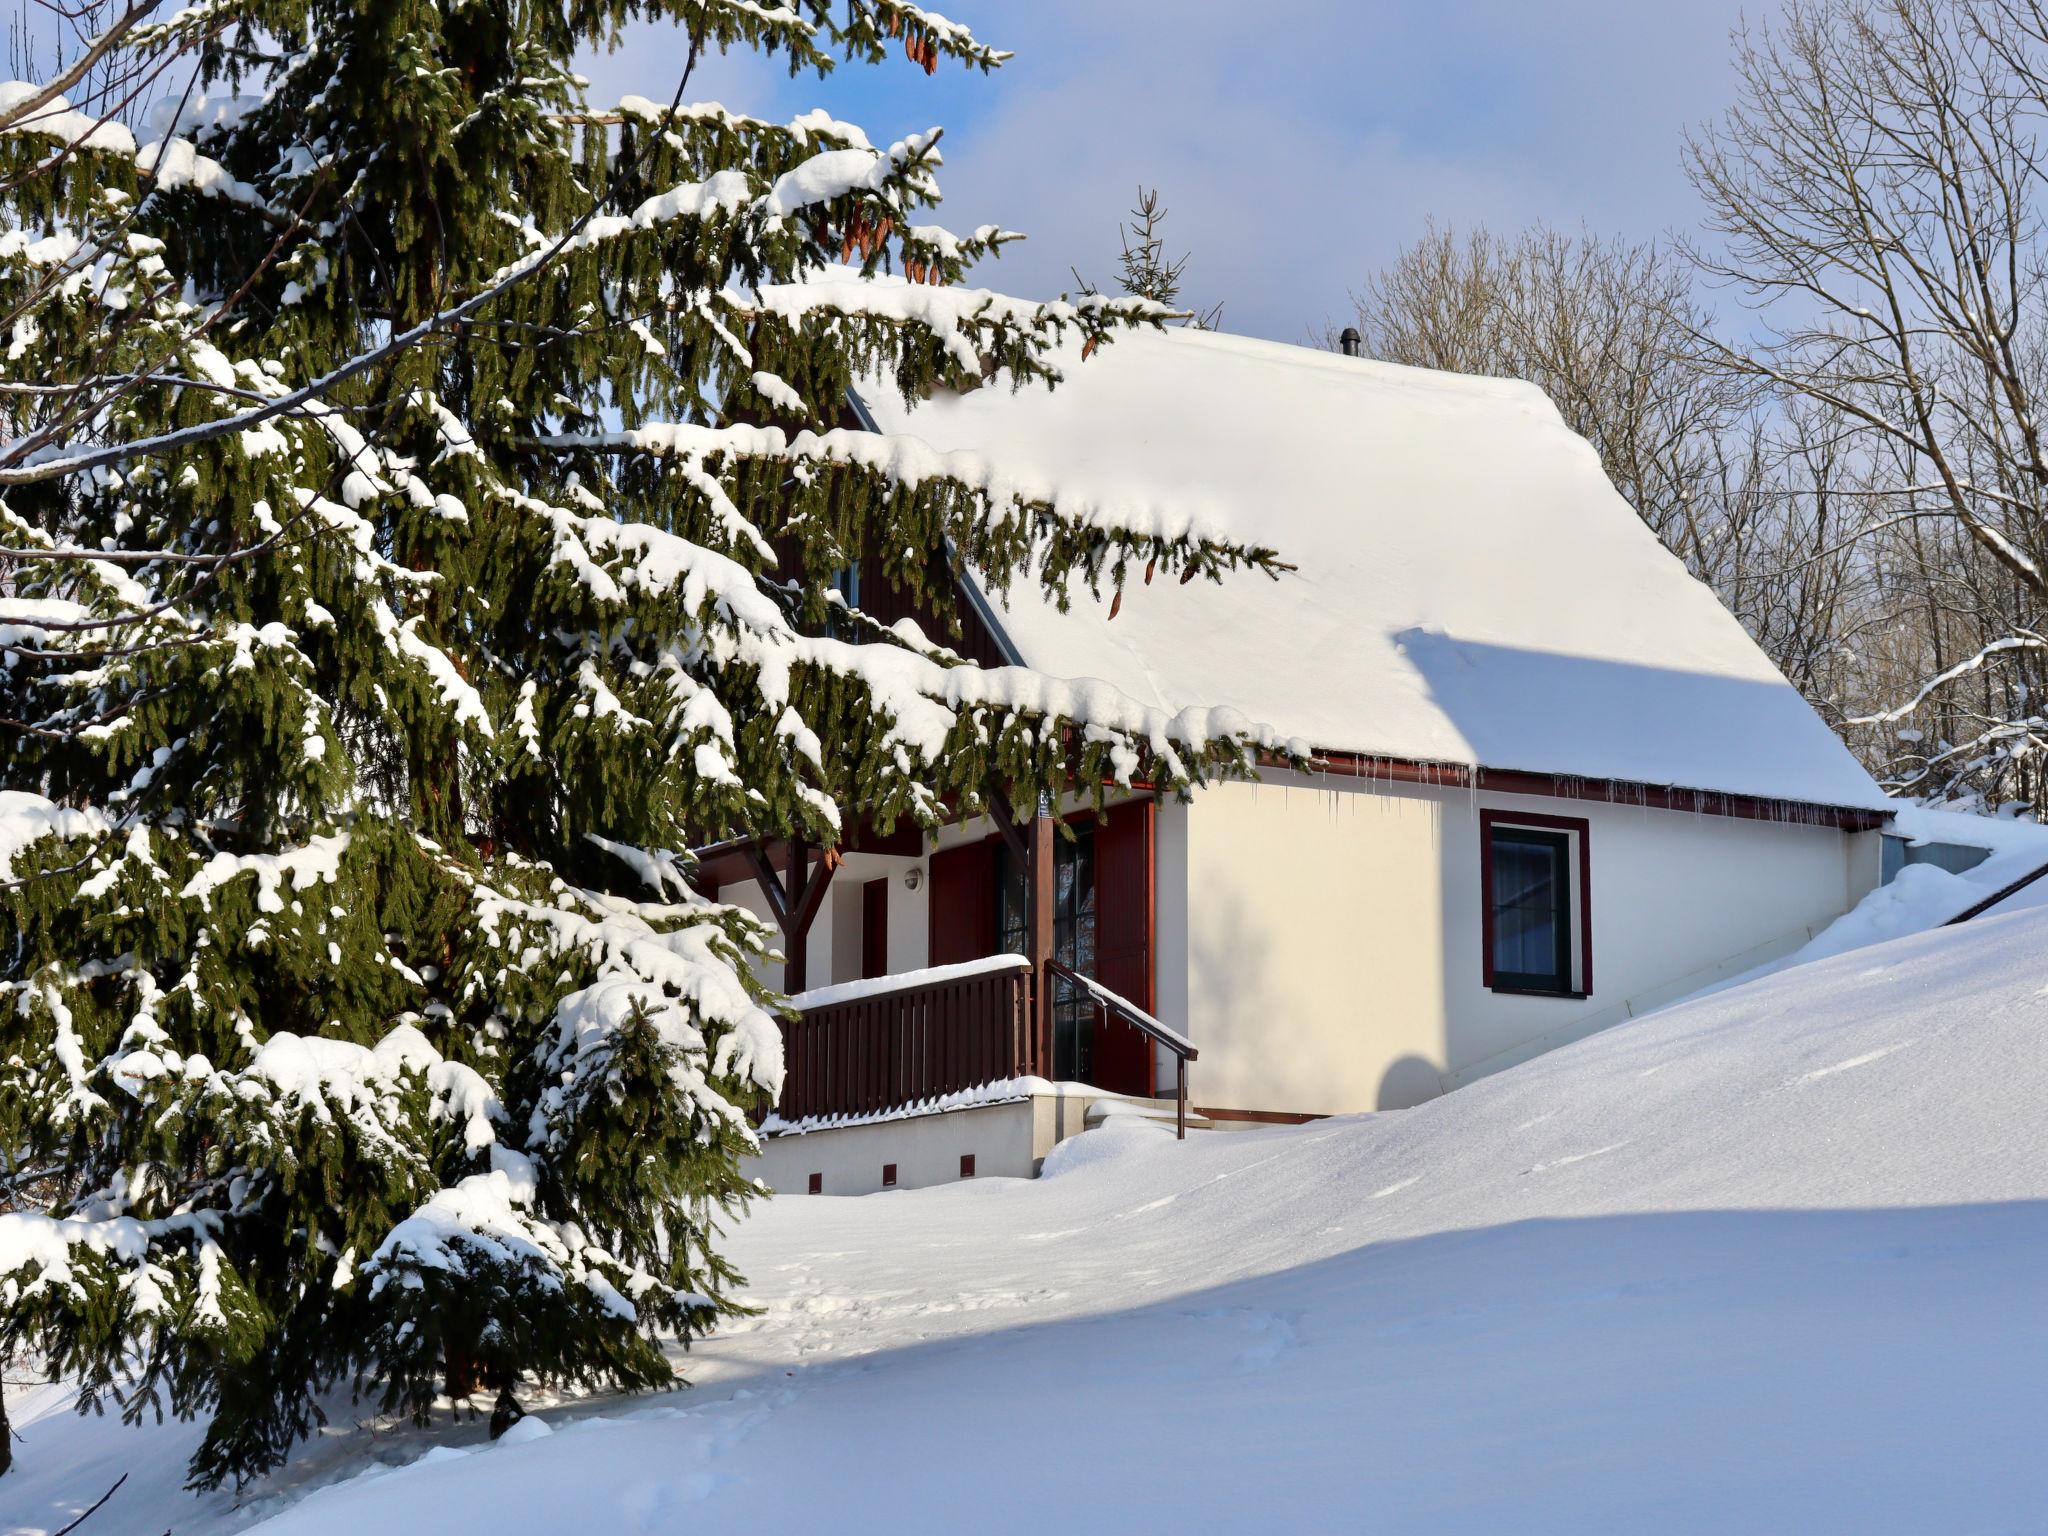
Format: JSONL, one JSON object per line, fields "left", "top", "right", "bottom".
{"left": 1685, "top": 0, "right": 2048, "bottom": 811}
{"left": 1342, "top": 224, "right": 1771, "bottom": 588}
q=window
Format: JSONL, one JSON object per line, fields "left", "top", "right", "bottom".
{"left": 831, "top": 562, "right": 861, "bottom": 610}
{"left": 1481, "top": 812, "right": 1590, "bottom": 996}
{"left": 820, "top": 564, "right": 862, "bottom": 642}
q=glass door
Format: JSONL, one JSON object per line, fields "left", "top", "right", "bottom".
{"left": 996, "top": 825, "right": 1098, "bottom": 1081}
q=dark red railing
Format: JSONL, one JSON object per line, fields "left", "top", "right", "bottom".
{"left": 772, "top": 957, "right": 1036, "bottom": 1124}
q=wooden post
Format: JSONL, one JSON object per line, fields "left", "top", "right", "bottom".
{"left": 1029, "top": 792, "right": 1055, "bottom": 1078}
{"left": 784, "top": 837, "right": 810, "bottom": 994}
{"left": 747, "top": 837, "right": 838, "bottom": 996}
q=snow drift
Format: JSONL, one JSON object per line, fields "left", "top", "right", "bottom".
{"left": 13, "top": 879, "right": 2048, "bottom": 1534}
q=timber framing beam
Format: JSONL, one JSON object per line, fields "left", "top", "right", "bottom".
{"left": 985, "top": 784, "right": 1030, "bottom": 865}
{"left": 985, "top": 781, "right": 1055, "bottom": 1077}
{"left": 746, "top": 837, "right": 840, "bottom": 993}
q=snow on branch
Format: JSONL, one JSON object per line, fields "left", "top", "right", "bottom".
{"left": 460, "top": 870, "right": 784, "bottom": 1105}
{"left": 0, "top": 80, "right": 272, "bottom": 212}
{"left": 749, "top": 273, "right": 1172, "bottom": 372}
{"left": 537, "top": 416, "right": 1240, "bottom": 556}
{"left": 0, "top": 790, "right": 111, "bottom": 881}
{"left": 0, "top": 1207, "right": 226, "bottom": 1324}
{"left": 1846, "top": 633, "right": 2048, "bottom": 726}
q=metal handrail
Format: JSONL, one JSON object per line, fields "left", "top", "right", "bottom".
{"left": 1943, "top": 855, "right": 2048, "bottom": 926}
{"left": 1044, "top": 958, "right": 1198, "bottom": 1140}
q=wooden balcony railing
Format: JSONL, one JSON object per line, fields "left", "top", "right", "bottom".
{"left": 771, "top": 955, "right": 1036, "bottom": 1125}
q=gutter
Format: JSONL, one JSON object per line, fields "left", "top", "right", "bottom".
{"left": 1295, "top": 748, "right": 1894, "bottom": 833}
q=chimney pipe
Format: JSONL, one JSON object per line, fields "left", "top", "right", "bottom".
{"left": 1339, "top": 326, "right": 1362, "bottom": 358}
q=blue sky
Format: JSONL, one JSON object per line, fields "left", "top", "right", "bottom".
{"left": 580, "top": 2, "right": 1763, "bottom": 342}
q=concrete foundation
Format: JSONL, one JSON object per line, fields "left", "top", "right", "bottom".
{"left": 745, "top": 1084, "right": 1175, "bottom": 1196}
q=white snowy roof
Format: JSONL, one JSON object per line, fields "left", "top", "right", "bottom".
{"left": 857, "top": 327, "right": 1889, "bottom": 813}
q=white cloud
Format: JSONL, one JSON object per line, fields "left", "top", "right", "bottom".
{"left": 573, "top": 1, "right": 1758, "bottom": 340}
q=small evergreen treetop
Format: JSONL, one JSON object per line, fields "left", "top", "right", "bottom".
{"left": 1075, "top": 185, "right": 1224, "bottom": 330}
{"left": 0, "top": 0, "right": 1285, "bottom": 1489}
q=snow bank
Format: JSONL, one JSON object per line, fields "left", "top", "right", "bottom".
{"left": 1684, "top": 805, "right": 2048, "bottom": 1002}
{"left": 185, "top": 895, "right": 2048, "bottom": 1535}
{"left": 20, "top": 880, "right": 2048, "bottom": 1534}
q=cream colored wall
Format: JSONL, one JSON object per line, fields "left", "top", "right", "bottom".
{"left": 1173, "top": 770, "right": 1869, "bottom": 1116}
{"left": 1176, "top": 772, "right": 1448, "bottom": 1116}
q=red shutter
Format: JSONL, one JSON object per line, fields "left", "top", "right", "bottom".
{"left": 927, "top": 838, "right": 997, "bottom": 965}
{"left": 861, "top": 877, "right": 890, "bottom": 979}
{"left": 1090, "top": 799, "right": 1156, "bottom": 1097}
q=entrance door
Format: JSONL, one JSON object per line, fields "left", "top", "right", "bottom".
{"left": 993, "top": 808, "right": 1155, "bottom": 1095}
{"left": 928, "top": 838, "right": 997, "bottom": 964}
{"left": 1089, "top": 801, "right": 1157, "bottom": 1097}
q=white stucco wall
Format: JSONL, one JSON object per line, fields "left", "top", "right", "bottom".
{"left": 716, "top": 847, "right": 928, "bottom": 994}
{"left": 718, "top": 788, "right": 1157, "bottom": 997}
{"left": 1171, "top": 770, "right": 1876, "bottom": 1117}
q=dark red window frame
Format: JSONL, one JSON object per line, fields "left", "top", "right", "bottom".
{"left": 1479, "top": 809, "right": 1592, "bottom": 997}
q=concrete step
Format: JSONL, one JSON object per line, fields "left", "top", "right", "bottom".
{"left": 1083, "top": 1094, "right": 1214, "bottom": 1132}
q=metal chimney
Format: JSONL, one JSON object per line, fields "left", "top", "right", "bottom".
{"left": 1339, "top": 326, "right": 1362, "bottom": 358}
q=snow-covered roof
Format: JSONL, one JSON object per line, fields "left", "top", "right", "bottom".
{"left": 857, "top": 327, "right": 1889, "bottom": 812}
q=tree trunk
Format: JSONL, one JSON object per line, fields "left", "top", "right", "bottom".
{"left": 444, "top": 1346, "right": 477, "bottom": 1407}
{"left": 488, "top": 1385, "right": 525, "bottom": 1440}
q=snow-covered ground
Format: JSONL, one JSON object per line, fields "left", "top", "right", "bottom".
{"left": 10, "top": 845, "right": 2048, "bottom": 1534}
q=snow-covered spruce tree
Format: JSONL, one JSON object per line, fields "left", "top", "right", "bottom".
{"left": 0, "top": 0, "right": 1284, "bottom": 1491}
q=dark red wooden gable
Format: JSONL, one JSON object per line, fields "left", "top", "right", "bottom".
{"left": 1090, "top": 799, "right": 1157, "bottom": 1097}
{"left": 855, "top": 554, "right": 1013, "bottom": 670}
{"left": 927, "top": 837, "right": 998, "bottom": 965}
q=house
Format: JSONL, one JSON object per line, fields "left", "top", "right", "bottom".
{"left": 708, "top": 325, "right": 1896, "bottom": 1194}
